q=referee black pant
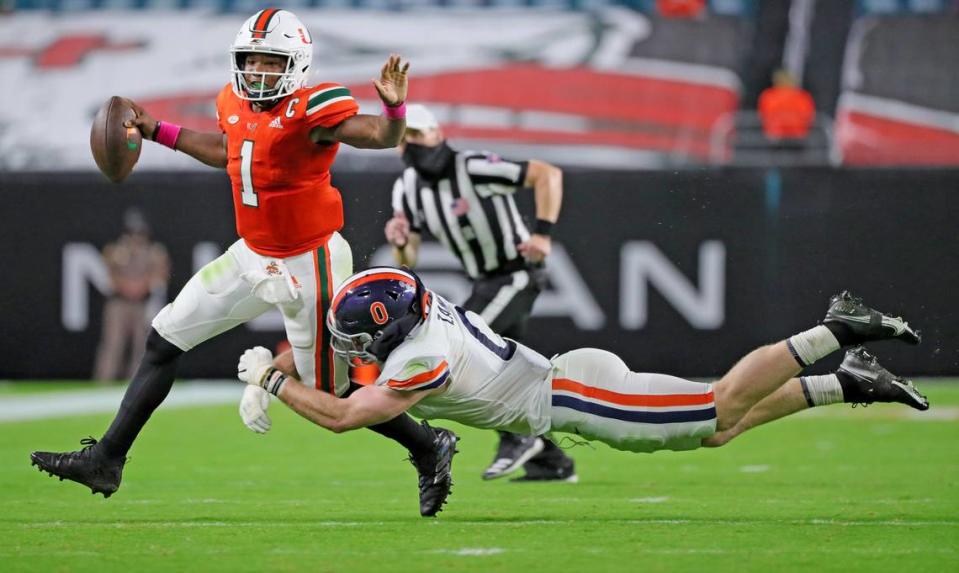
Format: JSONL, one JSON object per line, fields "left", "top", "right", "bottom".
{"left": 461, "top": 266, "right": 545, "bottom": 345}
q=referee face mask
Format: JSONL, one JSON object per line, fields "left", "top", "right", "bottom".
{"left": 402, "top": 141, "right": 454, "bottom": 181}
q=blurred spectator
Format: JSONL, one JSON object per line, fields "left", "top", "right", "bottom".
{"left": 758, "top": 69, "right": 816, "bottom": 141}
{"left": 657, "top": 0, "right": 707, "bottom": 18}
{"left": 93, "top": 208, "right": 170, "bottom": 384}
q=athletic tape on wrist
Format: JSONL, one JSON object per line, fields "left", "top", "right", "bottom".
{"left": 155, "top": 121, "right": 182, "bottom": 150}
{"left": 263, "top": 368, "right": 287, "bottom": 396}
{"left": 383, "top": 101, "right": 406, "bottom": 120}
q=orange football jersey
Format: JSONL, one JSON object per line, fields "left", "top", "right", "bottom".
{"left": 216, "top": 82, "right": 359, "bottom": 257}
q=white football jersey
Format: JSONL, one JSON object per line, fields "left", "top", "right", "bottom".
{"left": 375, "top": 292, "right": 552, "bottom": 435}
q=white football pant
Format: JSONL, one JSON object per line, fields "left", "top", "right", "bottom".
{"left": 152, "top": 233, "right": 353, "bottom": 396}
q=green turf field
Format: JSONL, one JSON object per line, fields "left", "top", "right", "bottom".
{"left": 2, "top": 382, "right": 957, "bottom": 572}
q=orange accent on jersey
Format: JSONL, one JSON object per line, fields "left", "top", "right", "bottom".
{"left": 388, "top": 361, "right": 449, "bottom": 389}
{"left": 350, "top": 363, "right": 381, "bottom": 386}
{"left": 216, "top": 83, "right": 359, "bottom": 257}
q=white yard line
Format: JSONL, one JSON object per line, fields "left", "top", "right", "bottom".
{"left": 0, "top": 382, "right": 241, "bottom": 422}
{"left": 798, "top": 405, "right": 959, "bottom": 421}
{"left": 15, "top": 518, "right": 959, "bottom": 529}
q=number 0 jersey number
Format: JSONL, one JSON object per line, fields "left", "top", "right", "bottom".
{"left": 240, "top": 139, "right": 258, "bottom": 207}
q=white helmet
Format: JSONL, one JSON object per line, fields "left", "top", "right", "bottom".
{"left": 230, "top": 9, "right": 313, "bottom": 102}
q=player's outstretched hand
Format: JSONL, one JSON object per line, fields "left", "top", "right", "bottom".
{"left": 238, "top": 346, "right": 274, "bottom": 386}
{"left": 385, "top": 212, "right": 411, "bottom": 247}
{"left": 373, "top": 54, "right": 410, "bottom": 107}
{"left": 239, "top": 385, "right": 272, "bottom": 434}
{"left": 120, "top": 98, "right": 159, "bottom": 141}
{"left": 519, "top": 234, "right": 551, "bottom": 263}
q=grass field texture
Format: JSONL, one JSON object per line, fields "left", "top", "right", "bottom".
{"left": 2, "top": 381, "right": 958, "bottom": 572}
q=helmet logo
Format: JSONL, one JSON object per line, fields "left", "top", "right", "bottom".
{"left": 297, "top": 27, "right": 311, "bottom": 45}
{"left": 370, "top": 301, "right": 389, "bottom": 325}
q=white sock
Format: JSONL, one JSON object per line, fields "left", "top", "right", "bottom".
{"left": 799, "top": 374, "right": 844, "bottom": 407}
{"left": 787, "top": 325, "right": 840, "bottom": 367}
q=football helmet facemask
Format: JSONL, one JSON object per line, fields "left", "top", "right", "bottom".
{"left": 327, "top": 268, "right": 429, "bottom": 365}
{"left": 230, "top": 8, "right": 313, "bottom": 102}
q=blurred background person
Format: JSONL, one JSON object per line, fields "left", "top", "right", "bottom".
{"left": 384, "top": 104, "right": 577, "bottom": 483}
{"left": 758, "top": 68, "right": 816, "bottom": 143}
{"left": 93, "top": 208, "right": 170, "bottom": 384}
{"left": 656, "top": 0, "right": 707, "bottom": 19}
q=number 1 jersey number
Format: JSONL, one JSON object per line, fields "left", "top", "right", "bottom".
{"left": 240, "top": 139, "right": 258, "bottom": 207}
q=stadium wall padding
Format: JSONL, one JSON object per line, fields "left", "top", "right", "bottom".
{"left": 0, "top": 168, "right": 956, "bottom": 379}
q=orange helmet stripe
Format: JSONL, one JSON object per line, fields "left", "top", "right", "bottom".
{"left": 251, "top": 8, "right": 280, "bottom": 39}
{"left": 330, "top": 271, "right": 416, "bottom": 311}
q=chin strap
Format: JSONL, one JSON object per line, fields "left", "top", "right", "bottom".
{"left": 369, "top": 313, "right": 421, "bottom": 362}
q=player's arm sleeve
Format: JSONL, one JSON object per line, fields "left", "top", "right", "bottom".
{"left": 304, "top": 84, "right": 359, "bottom": 129}
{"left": 377, "top": 357, "right": 450, "bottom": 392}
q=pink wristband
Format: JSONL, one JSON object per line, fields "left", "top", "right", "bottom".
{"left": 383, "top": 101, "right": 406, "bottom": 121}
{"left": 155, "top": 121, "right": 182, "bottom": 150}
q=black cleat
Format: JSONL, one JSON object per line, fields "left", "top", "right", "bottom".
{"left": 837, "top": 347, "right": 930, "bottom": 411}
{"left": 824, "top": 291, "right": 921, "bottom": 345}
{"left": 409, "top": 422, "right": 458, "bottom": 517}
{"left": 30, "top": 438, "right": 126, "bottom": 498}
{"left": 512, "top": 453, "right": 579, "bottom": 483}
{"left": 482, "top": 433, "right": 545, "bottom": 480}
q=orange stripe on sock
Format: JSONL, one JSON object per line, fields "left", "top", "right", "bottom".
{"left": 552, "top": 378, "right": 713, "bottom": 407}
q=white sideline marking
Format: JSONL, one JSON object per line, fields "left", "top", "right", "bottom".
{"left": 431, "top": 548, "right": 506, "bottom": 556}
{"left": 739, "top": 465, "right": 770, "bottom": 473}
{"left": 3, "top": 547, "right": 954, "bottom": 558}
{"left": 0, "top": 382, "right": 241, "bottom": 422}
{"left": 18, "top": 519, "right": 959, "bottom": 529}
{"left": 631, "top": 496, "right": 669, "bottom": 503}
{"left": 799, "top": 405, "right": 959, "bottom": 421}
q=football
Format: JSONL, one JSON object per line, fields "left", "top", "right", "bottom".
{"left": 90, "top": 96, "right": 142, "bottom": 183}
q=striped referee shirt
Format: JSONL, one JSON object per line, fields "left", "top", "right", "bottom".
{"left": 391, "top": 150, "right": 532, "bottom": 280}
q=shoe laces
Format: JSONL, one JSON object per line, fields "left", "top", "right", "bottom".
{"left": 852, "top": 347, "right": 879, "bottom": 364}
{"left": 79, "top": 436, "right": 99, "bottom": 452}
{"left": 554, "top": 435, "right": 595, "bottom": 450}
{"left": 835, "top": 290, "right": 862, "bottom": 304}
{"left": 78, "top": 437, "right": 129, "bottom": 465}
